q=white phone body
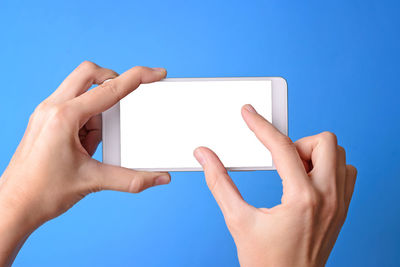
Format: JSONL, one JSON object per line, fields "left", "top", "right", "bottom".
{"left": 102, "top": 77, "right": 288, "bottom": 171}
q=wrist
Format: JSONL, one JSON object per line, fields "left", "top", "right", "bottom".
{"left": 237, "top": 245, "right": 319, "bottom": 267}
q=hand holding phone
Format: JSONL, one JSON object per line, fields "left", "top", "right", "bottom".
{"left": 0, "top": 62, "right": 171, "bottom": 266}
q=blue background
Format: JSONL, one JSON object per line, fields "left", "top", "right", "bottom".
{"left": 1, "top": 0, "right": 399, "bottom": 266}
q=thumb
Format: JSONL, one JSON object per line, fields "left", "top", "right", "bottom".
{"left": 87, "top": 160, "right": 171, "bottom": 193}
{"left": 193, "top": 146, "right": 250, "bottom": 221}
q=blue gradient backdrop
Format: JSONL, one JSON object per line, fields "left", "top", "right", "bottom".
{"left": 1, "top": 0, "right": 399, "bottom": 266}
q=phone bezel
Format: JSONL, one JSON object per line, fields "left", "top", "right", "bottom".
{"left": 102, "top": 77, "right": 288, "bottom": 171}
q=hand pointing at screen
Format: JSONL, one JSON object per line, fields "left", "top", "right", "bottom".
{"left": 194, "top": 104, "right": 357, "bottom": 267}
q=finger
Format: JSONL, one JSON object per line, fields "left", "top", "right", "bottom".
{"left": 70, "top": 66, "right": 166, "bottom": 124}
{"left": 50, "top": 61, "right": 118, "bottom": 102}
{"left": 337, "top": 146, "right": 346, "bottom": 203}
{"left": 301, "top": 158, "right": 312, "bottom": 173}
{"left": 344, "top": 164, "right": 357, "bottom": 209}
{"left": 81, "top": 130, "right": 101, "bottom": 156}
{"left": 241, "top": 104, "right": 309, "bottom": 190}
{"left": 294, "top": 132, "right": 338, "bottom": 187}
{"left": 194, "top": 146, "right": 251, "bottom": 220}
{"left": 87, "top": 160, "right": 171, "bottom": 193}
{"left": 79, "top": 114, "right": 102, "bottom": 156}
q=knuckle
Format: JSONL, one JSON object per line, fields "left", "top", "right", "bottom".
{"left": 132, "top": 66, "right": 146, "bottom": 73}
{"left": 131, "top": 66, "right": 148, "bottom": 81}
{"left": 78, "top": 60, "right": 98, "bottom": 72}
{"left": 324, "top": 197, "right": 339, "bottom": 216}
{"left": 49, "top": 104, "right": 67, "bottom": 118}
{"left": 322, "top": 184, "right": 340, "bottom": 208}
{"left": 47, "top": 104, "right": 73, "bottom": 126}
{"left": 348, "top": 165, "right": 358, "bottom": 177}
{"left": 275, "top": 135, "right": 294, "bottom": 149}
{"left": 320, "top": 131, "right": 338, "bottom": 145}
{"left": 338, "top": 145, "right": 345, "bottom": 154}
{"left": 128, "top": 177, "right": 145, "bottom": 193}
{"left": 324, "top": 183, "right": 338, "bottom": 200}
{"left": 31, "top": 103, "right": 45, "bottom": 119}
{"left": 321, "top": 187, "right": 348, "bottom": 223}
{"left": 296, "top": 188, "right": 320, "bottom": 212}
{"left": 102, "top": 80, "right": 119, "bottom": 96}
{"left": 35, "top": 101, "right": 50, "bottom": 113}
{"left": 30, "top": 101, "right": 52, "bottom": 123}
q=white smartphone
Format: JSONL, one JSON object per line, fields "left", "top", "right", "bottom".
{"left": 102, "top": 77, "right": 287, "bottom": 171}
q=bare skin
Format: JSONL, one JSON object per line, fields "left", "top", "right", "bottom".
{"left": 0, "top": 62, "right": 171, "bottom": 266}
{"left": 194, "top": 104, "right": 357, "bottom": 267}
{"left": 0, "top": 61, "right": 357, "bottom": 266}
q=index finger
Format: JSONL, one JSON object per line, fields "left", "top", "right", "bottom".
{"left": 241, "top": 104, "right": 310, "bottom": 189}
{"left": 70, "top": 66, "right": 167, "bottom": 123}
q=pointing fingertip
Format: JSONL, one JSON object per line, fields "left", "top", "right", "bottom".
{"left": 243, "top": 104, "right": 257, "bottom": 114}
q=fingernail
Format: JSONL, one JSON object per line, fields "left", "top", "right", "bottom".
{"left": 154, "top": 175, "right": 170, "bottom": 186}
{"left": 152, "top": 67, "right": 166, "bottom": 73}
{"left": 194, "top": 148, "right": 206, "bottom": 166}
{"left": 244, "top": 104, "right": 257, "bottom": 114}
{"left": 102, "top": 78, "right": 113, "bottom": 84}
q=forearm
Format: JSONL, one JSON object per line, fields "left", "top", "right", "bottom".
{"left": 0, "top": 176, "right": 37, "bottom": 267}
{"left": 0, "top": 229, "right": 29, "bottom": 267}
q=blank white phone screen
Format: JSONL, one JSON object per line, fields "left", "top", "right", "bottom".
{"left": 120, "top": 80, "right": 272, "bottom": 169}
